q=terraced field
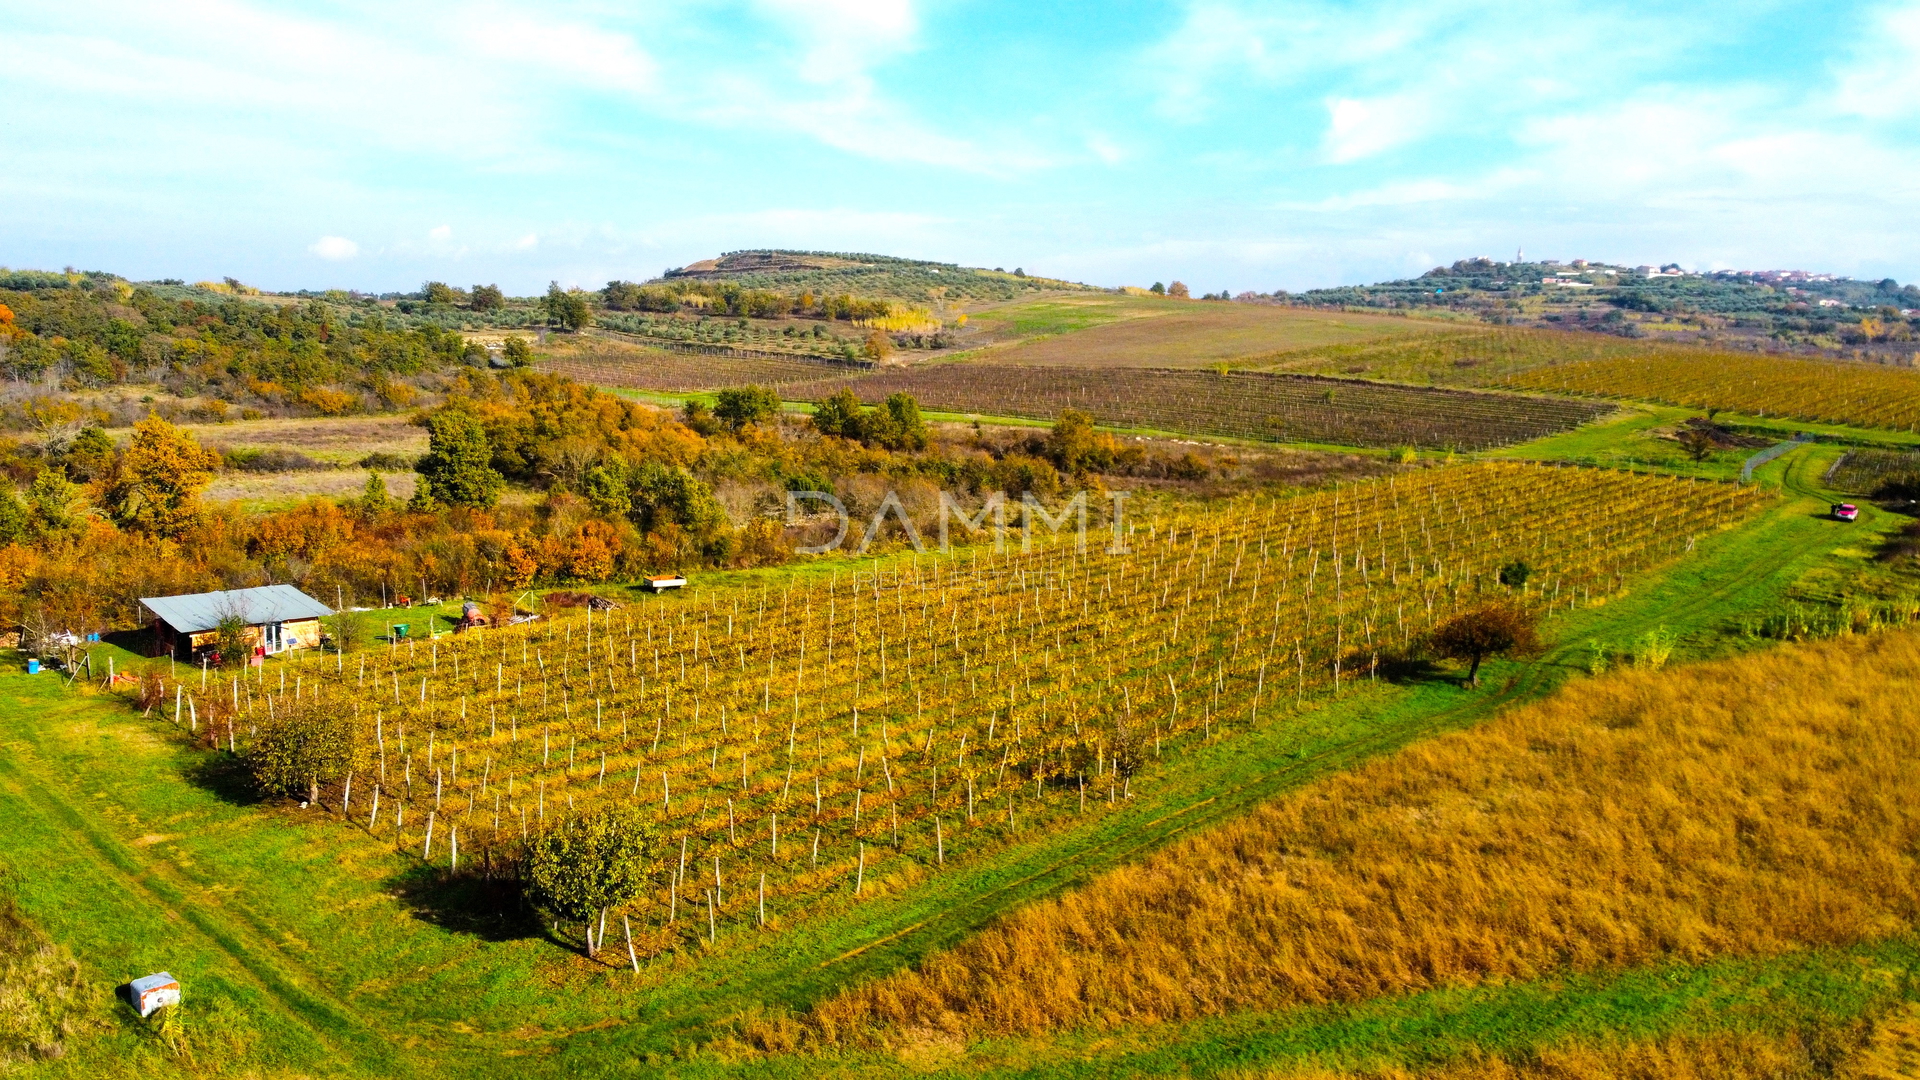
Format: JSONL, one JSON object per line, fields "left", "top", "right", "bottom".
{"left": 784, "top": 365, "right": 1613, "bottom": 450}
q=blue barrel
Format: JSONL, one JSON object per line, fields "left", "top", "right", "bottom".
{"left": 26, "top": 659, "right": 40, "bottom": 674}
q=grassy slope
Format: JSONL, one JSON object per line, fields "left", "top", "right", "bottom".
{"left": 0, "top": 434, "right": 1897, "bottom": 1077}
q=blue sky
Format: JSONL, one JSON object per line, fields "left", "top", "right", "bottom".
{"left": 3, "top": 0, "right": 1918, "bottom": 294}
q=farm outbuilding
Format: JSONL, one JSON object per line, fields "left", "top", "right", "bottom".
{"left": 141, "top": 585, "right": 334, "bottom": 661}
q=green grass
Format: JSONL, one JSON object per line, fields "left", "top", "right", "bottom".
{"left": 1489, "top": 403, "right": 1920, "bottom": 480}
{"left": 961, "top": 296, "right": 1150, "bottom": 339}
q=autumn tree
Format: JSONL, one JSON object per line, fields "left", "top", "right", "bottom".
{"left": 0, "top": 488, "right": 26, "bottom": 546}
{"left": 1497, "top": 560, "right": 1532, "bottom": 588}
{"left": 1045, "top": 408, "right": 1102, "bottom": 475}
{"left": 214, "top": 612, "right": 251, "bottom": 669}
{"left": 501, "top": 335, "right": 533, "bottom": 367}
{"left": 246, "top": 699, "right": 362, "bottom": 805}
{"left": 862, "top": 329, "right": 894, "bottom": 361}
{"left": 25, "top": 469, "right": 87, "bottom": 540}
{"left": 1167, "top": 281, "right": 1191, "bottom": 299}
{"left": 416, "top": 409, "right": 503, "bottom": 509}
{"left": 809, "top": 389, "right": 925, "bottom": 450}
{"left": 103, "top": 415, "right": 220, "bottom": 538}
{"left": 713, "top": 385, "right": 780, "bottom": 431}
{"left": 582, "top": 456, "right": 633, "bottom": 518}
{"left": 62, "top": 426, "right": 116, "bottom": 482}
{"left": 357, "top": 471, "right": 396, "bottom": 517}
{"left": 866, "top": 392, "right": 928, "bottom": 450}
{"left": 680, "top": 400, "right": 724, "bottom": 437}
{"left": 470, "top": 283, "right": 505, "bottom": 311}
{"left": 811, "top": 389, "right": 864, "bottom": 439}
{"left": 628, "top": 461, "right": 726, "bottom": 537}
{"left": 1428, "top": 600, "right": 1542, "bottom": 687}
{"left": 322, "top": 609, "right": 370, "bottom": 653}
{"left": 524, "top": 805, "right": 658, "bottom": 957}
{"left": 544, "top": 282, "right": 593, "bottom": 331}
{"left": 1676, "top": 427, "right": 1717, "bottom": 462}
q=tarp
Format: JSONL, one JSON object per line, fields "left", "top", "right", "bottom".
{"left": 140, "top": 585, "right": 333, "bottom": 634}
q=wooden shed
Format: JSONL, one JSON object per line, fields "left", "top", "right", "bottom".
{"left": 141, "top": 585, "right": 333, "bottom": 661}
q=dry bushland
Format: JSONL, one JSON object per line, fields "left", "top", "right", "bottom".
{"left": 814, "top": 631, "right": 1920, "bottom": 1039}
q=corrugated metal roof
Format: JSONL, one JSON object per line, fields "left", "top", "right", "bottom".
{"left": 141, "top": 585, "right": 333, "bottom": 634}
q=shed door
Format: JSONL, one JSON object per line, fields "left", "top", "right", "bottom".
{"left": 265, "top": 621, "right": 284, "bottom": 653}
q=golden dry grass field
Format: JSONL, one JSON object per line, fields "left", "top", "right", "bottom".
{"left": 201, "top": 467, "right": 418, "bottom": 507}
{"left": 814, "top": 629, "right": 1920, "bottom": 1040}
{"left": 176, "top": 414, "right": 427, "bottom": 464}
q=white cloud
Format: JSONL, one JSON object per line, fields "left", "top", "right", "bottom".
{"left": 683, "top": 0, "right": 1039, "bottom": 173}
{"left": 752, "top": 0, "right": 917, "bottom": 84}
{"left": 429, "top": 225, "right": 452, "bottom": 240}
{"left": 514, "top": 233, "right": 539, "bottom": 250}
{"left": 463, "top": 16, "right": 658, "bottom": 95}
{"left": 1323, "top": 94, "right": 1429, "bottom": 163}
{"left": 1085, "top": 133, "right": 1125, "bottom": 165}
{"left": 1833, "top": 2, "right": 1920, "bottom": 117}
{"left": 309, "top": 236, "right": 358, "bottom": 259}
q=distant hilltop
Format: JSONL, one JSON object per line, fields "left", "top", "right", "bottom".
{"left": 669, "top": 251, "right": 882, "bottom": 277}
{"left": 648, "top": 249, "right": 1095, "bottom": 304}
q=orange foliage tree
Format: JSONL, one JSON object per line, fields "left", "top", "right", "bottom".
{"left": 103, "top": 416, "right": 220, "bottom": 539}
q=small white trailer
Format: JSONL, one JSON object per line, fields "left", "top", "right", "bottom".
{"left": 128, "top": 972, "right": 181, "bottom": 1017}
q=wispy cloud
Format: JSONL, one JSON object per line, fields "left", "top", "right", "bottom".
{"left": 309, "top": 236, "right": 359, "bottom": 260}
{"left": 1833, "top": 2, "right": 1920, "bottom": 118}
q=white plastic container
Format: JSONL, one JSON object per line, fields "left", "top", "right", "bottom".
{"left": 128, "top": 973, "right": 181, "bottom": 1017}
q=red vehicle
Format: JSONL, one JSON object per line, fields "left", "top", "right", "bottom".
{"left": 1833, "top": 503, "right": 1859, "bottom": 522}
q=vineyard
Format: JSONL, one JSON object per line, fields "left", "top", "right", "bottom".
{"left": 967, "top": 297, "right": 1430, "bottom": 369}
{"left": 1499, "top": 352, "right": 1920, "bottom": 431}
{"left": 149, "top": 464, "right": 1762, "bottom": 960}
{"left": 537, "top": 342, "right": 861, "bottom": 393}
{"left": 1255, "top": 326, "right": 1660, "bottom": 384}
{"left": 783, "top": 366, "right": 1611, "bottom": 450}
{"left": 593, "top": 316, "right": 869, "bottom": 362}
{"left": 1824, "top": 447, "right": 1920, "bottom": 495}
